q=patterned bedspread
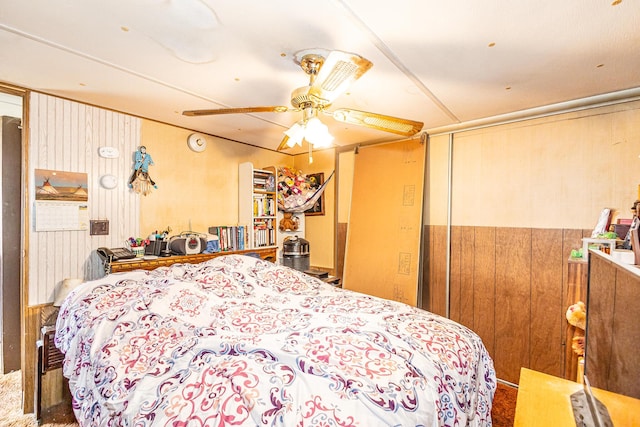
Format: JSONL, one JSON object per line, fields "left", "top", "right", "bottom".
{"left": 56, "top": 255, "right": 495, "bottom": 426}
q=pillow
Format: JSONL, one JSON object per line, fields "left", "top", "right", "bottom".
{"left": 54, "top": 278, "right": 84, "bottom": 306}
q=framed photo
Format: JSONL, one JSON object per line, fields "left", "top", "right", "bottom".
{"left": 305, "top": 172, "right": 325, "bottom": 216}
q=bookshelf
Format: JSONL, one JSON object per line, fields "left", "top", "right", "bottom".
{"left": 239, "top": 162, "right": 277, "bottom": 249}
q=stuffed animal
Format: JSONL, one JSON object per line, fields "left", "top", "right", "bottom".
{"left": 566, "top": 301, "right": 586, "bottom": 330}
{"left": 572, "top": 336, "right": 585, "bottom": 357}
{"left": 279, "top": 212, "right": 299, "bottom": 231}
{"left": 566, "top": 301, "right": 587, "bottom": 357}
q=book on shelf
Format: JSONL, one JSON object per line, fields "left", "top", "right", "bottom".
{"left": 253, "top": 195, "right": 275, "bottom": 217}
{"left": 208, "top": 225, "right": 248, "bottom": 251}
{"left": 252, "top": 170, "right": 275, "bottom": 191}
{"left": 252, "top": 218, "right": 275, "bottom": 247}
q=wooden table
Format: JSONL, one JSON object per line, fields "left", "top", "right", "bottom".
{"left": 514, "top": 368, "right": 640, "bottom": 426}
{"left": 106, "top": 247, "right": 277, "bottom": 273}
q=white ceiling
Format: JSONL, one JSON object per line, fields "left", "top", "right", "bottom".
{"left": 1, "top": 0, "right": 639, "bottom": 155}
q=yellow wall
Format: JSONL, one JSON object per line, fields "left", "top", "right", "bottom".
{"left": 138, "top": 119, "right": 336, "bottom": 269}
{"left": 139, "top": 119, "right": 292, "bottom": 236}
{"left": 293, "top": 149, "right": 336, "bottom": 269}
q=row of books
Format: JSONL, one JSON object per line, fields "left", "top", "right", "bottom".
{"left": 253, "top": 171, "right": 275, "bottom": 192}
{"left": 208, "top": 225, "right": 248, "bottom": 251}
{"left": 253, "top": 194, "right": 276, "bottom": 217}
{"left": 253, "top": 219, "right": 276, "bottom": 247}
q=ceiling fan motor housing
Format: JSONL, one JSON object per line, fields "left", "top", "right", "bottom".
{"left": 290, "top": 86, "right": 329, "bottom": 110}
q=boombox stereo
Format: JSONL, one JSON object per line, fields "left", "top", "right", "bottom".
{"left": 168, "top": 232, "right": 207, "bottom": 255}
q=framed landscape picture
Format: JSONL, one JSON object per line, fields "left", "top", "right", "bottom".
{"left": 305, "top": 172, "right": 325, "bottom": 216}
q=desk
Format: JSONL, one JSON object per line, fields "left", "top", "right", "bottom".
{"left": 105, "top": 247, "right": 277, "bottom": 274}
{"left": 514, "top": 368, "right": 640, "bottom": 426}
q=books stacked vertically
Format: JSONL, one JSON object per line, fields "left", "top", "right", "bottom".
{"left": 252, "top": 169, "right": 275, "bottom": 192}
{"left": 252, "top": 194, "right": 275, "bottom": 217}
{"left": 208, "top": 225, "right": 248, "bottom": 251}
{"left": 253, "top": 218, "right": 275, "bottom": 247}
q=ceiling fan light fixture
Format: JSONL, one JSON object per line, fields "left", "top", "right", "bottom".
{"left": 283, "top": 116, "right": 334, "bottom": 149}
{"left": 284, "top": 121, "right": 305, "bottom": 147}
{"left": 305, "top": 117, "right": 334, "bottom": 148}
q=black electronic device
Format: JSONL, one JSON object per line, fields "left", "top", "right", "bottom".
{"left": 96, "top": 247, "right": 135, "bottom": 262}
{"left": 144, "top": 240, "right": 167, "bottom": 257}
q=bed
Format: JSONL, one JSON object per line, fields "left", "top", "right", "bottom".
{"left": 55, "top": 254, "right": 496, "bottom": 426}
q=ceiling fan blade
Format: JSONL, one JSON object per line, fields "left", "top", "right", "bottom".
{"left": 183, "top": 106, "right": 289, "bottom": 116}
{"left": 277, "top": 135, "right": 292, "bottom": 151}
{"left": 331, "top": 108, "right": 423, "bottom": 137}
{"left": 308, "top": 51, "right": 373, "bottom": 105}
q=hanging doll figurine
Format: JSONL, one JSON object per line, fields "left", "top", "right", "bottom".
{"left": 128, "top": 145, "right": 157, "bottom": 196}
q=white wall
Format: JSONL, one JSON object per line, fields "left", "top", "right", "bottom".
{"left": 28, "top": 93, "right": 141, "bottom": 306}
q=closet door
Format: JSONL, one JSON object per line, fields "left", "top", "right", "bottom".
{"left": 343, "top": 139, "right": 425, "bottom": 305}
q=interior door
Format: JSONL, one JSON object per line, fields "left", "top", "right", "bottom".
{"left": 1, "top": 115, "right": 22, "bottom": 373}
{"left": 342, "top": 139, "right": 425, "bottom": 305}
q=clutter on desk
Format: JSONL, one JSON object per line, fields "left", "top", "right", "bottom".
{"left": 572, "top": 200, "right": 640, "bottom": 263}
{"left": 127, "top": 236, "right": 147, "bottom": 257}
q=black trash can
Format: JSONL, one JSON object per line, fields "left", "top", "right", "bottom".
{"left": 282, "top": 236, "right": 310, "bottom": 272}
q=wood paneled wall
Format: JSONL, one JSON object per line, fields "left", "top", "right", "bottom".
{"left": 24, "top": 93, "right": 141, "bottom": 413}
{"left": 423, "top": 224, "right": 590, "bottom": 384}
{"left": 28, "top": 93, "right": 141, "bottom": 305}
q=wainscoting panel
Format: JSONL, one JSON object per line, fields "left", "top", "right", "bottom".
{"left": 425, "top": 225, "right": 587, "bottom": 383}
{"left": 424, "top": 224, "right": 447, "bottom": 316}
{"left": 471, "top": 226, "right": 497, "bottom": 360}
{"left": 495, "top": 227, "right": 532, "bottom": 383}
{"left": 530, "top": 228, "right": 564, "bottom": 377}
{"left": 458, "top": 226, "right": 476, "bottom": 330}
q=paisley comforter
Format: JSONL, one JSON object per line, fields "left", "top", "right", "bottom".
{"left": 56, "top": 254, "right": 496, "bottom": 426}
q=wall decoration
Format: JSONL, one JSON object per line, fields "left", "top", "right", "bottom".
{"left": 128, "top": 145, "right": 157, "bottom": 196}
{"left": 304, "top": 172, "right": 325, "bottom": 216}
{"left": 34, "top": 168, "right": 89, "bottom": 231}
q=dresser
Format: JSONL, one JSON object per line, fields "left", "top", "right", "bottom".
{"left": 585, "top": 249, "right": 640, "bottom": 399}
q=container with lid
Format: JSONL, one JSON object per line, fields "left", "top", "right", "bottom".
{"left": 282, "top": 236, "right": 310, "bottom": 271}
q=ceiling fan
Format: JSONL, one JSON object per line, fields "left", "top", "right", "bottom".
{"left": 183, "top": 49, "right": 424, "bottom": 151}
